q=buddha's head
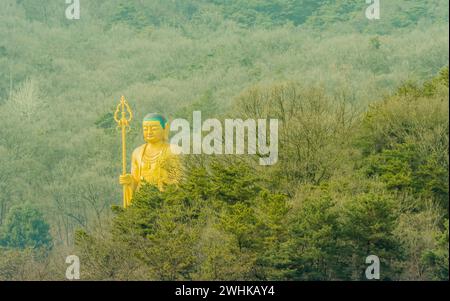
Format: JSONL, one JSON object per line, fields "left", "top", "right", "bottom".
{"left": 142, "top": 113, "right": 168, "bottom": 144}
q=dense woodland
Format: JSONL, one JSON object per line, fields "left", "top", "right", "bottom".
{"left": 0, "top": 0, "right": 448, "bottom": 280}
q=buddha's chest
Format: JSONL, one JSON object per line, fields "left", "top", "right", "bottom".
{"left": 139, "top": 146, "right": 167, "bottom": 178}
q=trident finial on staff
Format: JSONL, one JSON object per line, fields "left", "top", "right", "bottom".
{"left": 114, "top": 96, "right": 133, "bottom": 208}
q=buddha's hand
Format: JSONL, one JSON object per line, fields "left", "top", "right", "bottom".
{"left": 119, "top": 174, "right": 134, "bottom": 186}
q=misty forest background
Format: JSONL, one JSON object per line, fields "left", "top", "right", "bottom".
{"left": 0, "top": 0, "right": 448, "bottom": 280}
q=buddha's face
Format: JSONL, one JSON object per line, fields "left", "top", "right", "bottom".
{"left": 143, "top": 120, "right": 166, "bottom": 144}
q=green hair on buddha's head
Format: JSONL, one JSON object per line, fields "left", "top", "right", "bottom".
{"left": 143, "top": 113, "right": 168, "bottom": 129}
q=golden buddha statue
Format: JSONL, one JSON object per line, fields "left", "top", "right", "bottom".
{"left": 119, "top": 113, "right": 181, "bottom": 207}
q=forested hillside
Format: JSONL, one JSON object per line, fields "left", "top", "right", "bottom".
{"left": 0, "top": 0, "right": 448, "bottom": 280}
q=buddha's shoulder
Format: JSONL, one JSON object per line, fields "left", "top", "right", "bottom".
{"left": 132, "top": 144, "right": 146, "bottom": 157}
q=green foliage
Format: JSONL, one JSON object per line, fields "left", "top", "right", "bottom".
{"left": 111, "top": 3, "right": 149, "bottom": 29}
{"left": 0, "top": 247, "right": 58, "bottom": 280}
{"left": 209, "top": 0, "right": 324, "bottom": 27}
{"left": 365, "top": 143, "right": 417, "bottom": 190}
{"left": 339, "top": 193, "right": 402, "bottom": 280}
{"left": 233, "top": 82, "right": 357, "bottom": 191}
{"left": 358, "top": 68, "right": 449, "bottom": 210}
{"left": 76, "top": 159, "right": 290, "bottom": 280}
{"left": 0, "top": 205, "right": 52, "bottom": 250}
{"left": 282, "top": 195, "right": 340, "bottom": 280}
{"left": 421, "top": 219, "right": 449, "bottom": 280}
{"left": 394, "top": 206, "right": 447, "bottom": 280}
{"left": 0, "top": 0, "right": 447, "bottom": 280}
{"left": 95, "top": 112, "right": 117, "bottom": 130}
{"left": 369, "top": 36, "right": 381, "bottom": 50}
{"left": 279, "top": 188, "right": 402, "bottom": 280}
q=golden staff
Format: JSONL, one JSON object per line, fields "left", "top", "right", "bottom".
{"left": 114, "top": 96, "right": 133, "bottom": 208}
